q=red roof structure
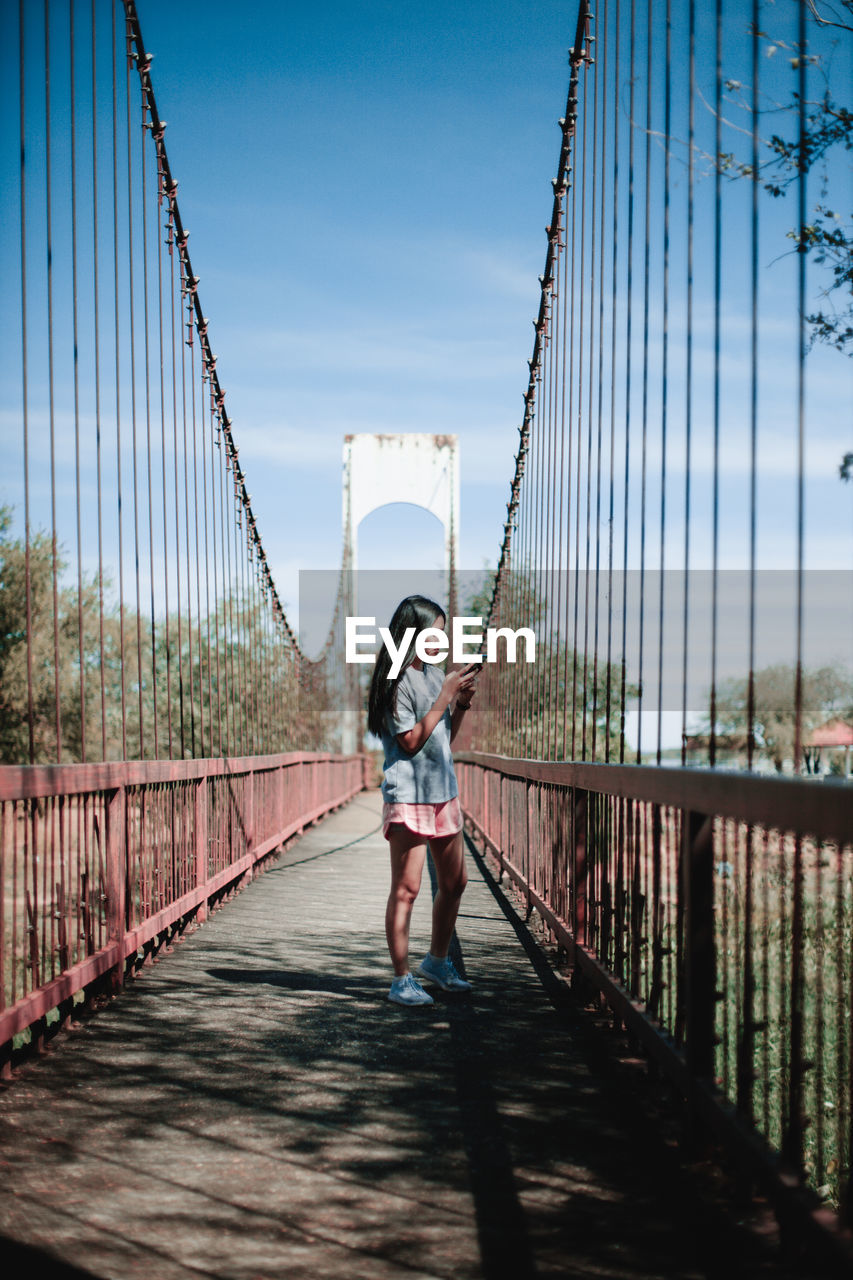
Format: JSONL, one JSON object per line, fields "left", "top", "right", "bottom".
{"left": 808, "top": 719, "right": 853, "bottom": 748}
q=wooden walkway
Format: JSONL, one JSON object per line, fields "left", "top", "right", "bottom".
{"left": 0, "top": 791, "right": 817, "bottom": 1279}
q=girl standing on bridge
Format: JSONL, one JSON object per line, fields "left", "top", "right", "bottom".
{"left": 367, "top": 595, "right": 479, "bottom": 1006}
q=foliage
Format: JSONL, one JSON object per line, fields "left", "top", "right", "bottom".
{"left": 720, "top": 0, "right": 852, "bottom": 358}
{"left": 0, "top": 506, "right": 317, "bottom": 765}
{"left": 718, "top": 1, "right": 852, "bottom": 479}
{"left": 697, "top": 660, "right": 853, "bottom": 771}
{"left": 465, "top": 566, "right": 638, "bottom": 761}
{"left": 461, "top": 563, "right": 498, "bottom": 626}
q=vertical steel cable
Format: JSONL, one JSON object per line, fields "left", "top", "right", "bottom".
{"left": 140, "top": 67, "right": 158, "bottom": 757}
{"left": 524, "top": 360, "right": 537, "bottom": 755}
{"left": 543, "top": 203, "right": 559, "bottom": 759}
{"left": 532, "top": 288, "right": 544, "bottom": 758}
{"left": 783, "top": 0, "right": 809, "bottom": 1175}
{"left": 70, "top": 0, "right": 86, "bottom": 761}
{"left": 238, "top": 459, "right": 249, "bottom": 755}
{"left": 247, "top": 532, "right": 256, "bottom": 755}
{"left": 588, "top": 8, "right": 600, "bottom": 762}
{"left": 222, "top": 445, "right": 234, "bottom": 754}
{"left": 92, "top": 0, "right": 107, "bottom": 760}
{"left": 167, "top": 184, "right": 185, "bottom": 756}
{"left": 550, "top": 186, "right": 563, "bottom": 757}
{"left": 513, "top": 390, "right": 525, "bottom": 752}
{"left": 231, "top": 434, "right": 242, "bottom": 757}
{"left": 571, "top": 54, "right": 587, "bottom": 760}
{"left": 709, "top": 0, "right": 722, "bottom": 769}
{"left": 592, "top": 1, "right": 608, "bottom": 763}
{"left": 19, "top": 0, "right": 36, "bottom": 764}
{"left": 179, "top": 249, "right": 195, "bottom": 757}
{"left": 214, "top": 418, "right": 227, "bottom": 753}
{"left": 45, "top": 0, "right": 63, "bottom": 761}
{"left": 637, "top": 0, "right": 653, "bottom": 764}
{"left": 582, "top": 24, "right": 598, "bottom": 762}
{"left": 564, "top": 53, "right": 580, "bottom": 761}
{"left": 209, "top": 387, "right": 222, "bottom": 754}
{"left": 253, "top": 537, "right": 264, "bottom": 753}
{"left": 188, "top": 288, "right": 206, "bottom": 756}
{"left": 204, "top": 374, "right": 217, "bottom": 754}
{"left": 547, "top": 217, "right": 561, "bottom": 760}
{"left": 655, "top": 0, "right": 671, "bottom": 767}
{"left": 738, "top": 0, "right": 761, "bottom": 1127}
{"left": 619, "top": 0, "right": 636, "bottom": 766}
{"left": 221, "top": 424, "right": 235, "bottom": 755}
{"left": 265, "top": 583, "right": 274, "bottom": 749}
{"left": 251, "top": 541, "right": 262, "bottom": 753}
{"left": 523, "top": 319, "right": 538, "bottom": 756}
{"left": 605, "top": 0, "right": 620, "bottom": 764}
{"left": 535, "top": 280, "right": 549, "bottom": 759}
{"left": 233, "top": 436, "right": 244, "bottom": 756}
{"left": 243, "top": 471, "right": 253, "bottom": 755}
{"left": 195, "top": 314, "right": 212, "bottom": 756}
{"left": 548, "top": 215, "right": 561, "bottom": 760}
{"left": 680, "top": 0, "right": 695, "bottom": 768}
{"left": 537, "top": 272, "right": 550, "bottom": 757}
{"left": 746, "top": 0, "right": 760, "bottom": 772}
{"left": 793, "top": 0, "right": 807, "bottom": 772}
{"left": 154, "top": 123, "right": 173, "bottom": 758}
{"left": 112, "top": 0, "right": 128, "bottom": 760}
{"left": 125, "top": 20, "right": 144, "bottom": 756}
{"left": 235, "top": 456, "right": 246, "bottom": 756}
{"left": 515, "top": 379, "right": 531, "bottom": 752}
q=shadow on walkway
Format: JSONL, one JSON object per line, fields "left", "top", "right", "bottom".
{"left": 0, "top": 791, "right": 821, "bottom": 1280}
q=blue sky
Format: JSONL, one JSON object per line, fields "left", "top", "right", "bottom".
{"left": 1, "top": 0, "right": 850, "bottom": 754}
{"left": 125, "top": 0, "right": 576, "bottom": 612}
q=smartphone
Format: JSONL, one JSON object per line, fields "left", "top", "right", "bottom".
{"left": 462, "top": 649, "right": 487, "bottom": 674}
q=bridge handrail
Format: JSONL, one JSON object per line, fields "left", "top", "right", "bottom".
{"left": 456, "top": 752, "right": 853, "bottom": 1270}
{"left": 0, "top": 752, "right": 358, "bottom": 801}
{"left": 455, "top": 751, "right": 853, "bottom": 846}
{"left": 0, "top": 752, "right": 368, "bottom": 1071}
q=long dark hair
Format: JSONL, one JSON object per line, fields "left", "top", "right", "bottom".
{"left": 366, "top": 595, "right": 445, "bottom": 738}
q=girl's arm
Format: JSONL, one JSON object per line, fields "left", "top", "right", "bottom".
{"left": 449, "top": 697, "right": 472, "bottom": 744}
{"left": 396, "top": 666, "right": 478, "bottom": 756}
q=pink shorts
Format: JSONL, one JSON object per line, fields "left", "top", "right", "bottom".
{"left": 382, "top": 797, "right": 463, "bottom": 841}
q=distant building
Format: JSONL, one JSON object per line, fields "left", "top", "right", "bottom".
{"left": 681, "top": 732, "right": 752, "bottom": 769}
{"left": 806, "top": 720, "right": 853, "bottom": 778}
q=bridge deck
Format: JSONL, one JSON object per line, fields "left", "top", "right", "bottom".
{"left": 0, "top": 791, "right": 806, "bottom": 1280}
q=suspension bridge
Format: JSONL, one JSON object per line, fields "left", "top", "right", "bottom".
{"left": 1, "top": 0, "right": 852, "bottom": 1276}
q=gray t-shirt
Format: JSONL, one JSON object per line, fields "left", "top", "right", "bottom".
{"left": 380, "top": 662, "right": 458, "bottom": 803}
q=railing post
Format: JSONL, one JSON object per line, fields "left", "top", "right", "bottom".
{"left": 195, "top": 777, "right": 208, "bottom": 923}
{"left": 499, "top": 773, "right": 506, "bottom": 880}
{"left": 105, "top": 786, "right": 126, "bottom": 994}
{"left": 570, "top": 787, "right": 588, "bottom": 993}
{"left": 571, "top": 787, "right": 588, "bottom": 945}
{"left": 682, "top": 809, "right": 716, "bottom": 1154}
{"left": 245, "top": 769, "right": 255, "bottom": 856}
{"left": 296, "top": 761, "right": 304, "bottom": 836}
{"left": 482, "top": 766, "right": 489, "bottom": 845}
{"left": 524, "top": 780, "right": 532, "bottom": 916}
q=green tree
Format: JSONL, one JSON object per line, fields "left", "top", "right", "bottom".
{"left": 699, "top": 661, "right": 853, "bottom": 772}
{"left": 0, "top": 507, "right": 315, "bottom": 764}
{"left": 719, "top": 2, "right": 852, "bottom": 474}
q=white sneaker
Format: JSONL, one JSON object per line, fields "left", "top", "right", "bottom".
{"left": 388, "top": 973, "right": 434, "bottom": 1006}
{"left": 417, "top": 953, "right": 472, "bottom": 992}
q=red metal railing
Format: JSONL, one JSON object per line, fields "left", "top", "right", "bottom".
{"left": 0, "top": 752, "right": 367, "bottom": 1068}
{"left": 457, "top": 751, "right": 853, "bottom": 1271}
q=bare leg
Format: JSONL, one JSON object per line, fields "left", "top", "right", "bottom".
{"left": 386, "top": 826, "right": 427, "bottom": 977}
{"left": 426, "top": 828, "right": 468, "bottom": 958}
